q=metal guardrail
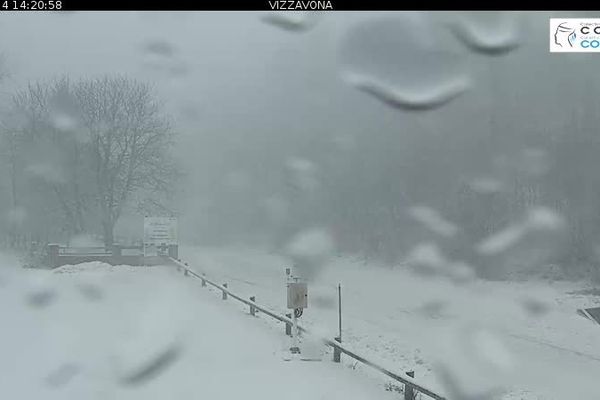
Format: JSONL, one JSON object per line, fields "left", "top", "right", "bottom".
{"left": 169, "top": 257, "right": 447, "bottom": 400}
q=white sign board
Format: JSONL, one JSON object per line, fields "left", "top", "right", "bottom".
{"left": 144, "top": 217, "right": 178, "bottom": 246}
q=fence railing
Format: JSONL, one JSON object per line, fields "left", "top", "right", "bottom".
{"left": 169, "top": 257, "right": 447, "bottom": 400}
{"left": 46, "top": 244, "right": 179, "bottom": 268}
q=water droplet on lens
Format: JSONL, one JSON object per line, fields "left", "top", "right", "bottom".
{"left": 520, "top": 297, "right": 550, "bottom": 317}
{"left": 468, "top": 177, "right": 505, "bottom": 194}
{"left": 339, "top": 15, "right": 471, "bottom": 111}
{"left": 261, "top": 11, "right": 320, "bottom": 32}
{"left": 342, "top": 72, "right": 469, "bottom": 111}
{"left": 139, "top": 39, "right": 189, "bottom": 78}
{"left": 119, "top": 344, "right": 181, "bottom": 386}
{"left": 285, "top": 227, "right": 335, "bottom": 281}
{"left": 26, "top": 289, "right": 56, "bottom": 308}
{"left": 78, "top": 283, "right": 103, "bottom": 301}
{"left": 476, "top": 224, "right": 528, "bottom": 255}
{"left": 45, "top": 363, "right": 80, "bottom": 387}
{"left": 141, "top": 40, "right": 177, "bottom": 58}
{"left": 408, "top": 205, "right": 459, "bottom": 237}
{"left": 448, "top": 12, "right": 523, "bottom": 55}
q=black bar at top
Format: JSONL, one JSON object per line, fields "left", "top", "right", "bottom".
{"left": 6, "top": 0, "right": 600, "bottom": 12}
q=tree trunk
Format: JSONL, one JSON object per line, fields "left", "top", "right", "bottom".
{"left": 8, "top": 144, "right": 19, "bottom": 248}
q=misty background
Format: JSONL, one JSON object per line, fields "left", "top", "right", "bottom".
{"left": 1, "top": 11, "right": 600, "bottom": 281}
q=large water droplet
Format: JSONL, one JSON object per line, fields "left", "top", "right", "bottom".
{"left": 526, "top": 206, "right": 565, "bottom": 231}
{"left": 284, "top": 227, "right": 335, "bottom": 281}
{"left": 285, "top": 156, "right": 319, "bottom": 193}
{"left": 434, "top": 324, "right": 512, "bottom": 399}
{"left": 408, "top": 205, "right": 459, "bottom": 237}
{"left": 139, "top": 39, "right": 189, "bottom": 78}
{"left": 261, "top": 11, "right": 320, "bottom": 32}
{"left": 476, "top": 223, "right": 528, "bottom": 255}
{"left": 468, "top": 177, "right": 505, "bottom": 194}
{"left": 448, "top": 12, "right": 523, "bottom": 55}
{"left": 48, "top": 86, "right": 84, "bottom": 138}
{"left": 342, "top": 72, "right": 469, "bottom": 111}
{"left": 407, "top": 242, "right": 446, "bottom": 276}
{"left": 286, "top": 227, "right": 334, "bottom": 259}
{"left": 339, "top": 15, "right": 471, "bottom": 111}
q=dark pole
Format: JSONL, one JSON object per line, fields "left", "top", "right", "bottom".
{"left": 338, "top": 283, "right": 342, "bottom": 342}
{"left": 405, "top": 371, "right": 415, "bottom": 400}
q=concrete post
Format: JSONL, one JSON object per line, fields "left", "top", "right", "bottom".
{"left": 47, "top": 244, "right": 59, "bottom": 268}
{"left": 112, "top": 244, "right": 122, "bottom": 256}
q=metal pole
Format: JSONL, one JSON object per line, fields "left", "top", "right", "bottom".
{"left": 285, "top": 313, "right": 292, "bottom": 336}
{"left": 338, "top": 283, "right": 342, "bottom": 342}
{"left": 291, "top": 310, "right": 300, "bottom": 354}
{"left": 293, "top": 311, "right": 298, "bottom": 347}
{"left": 333, "top": 283, "right": 342, "bottom": 363}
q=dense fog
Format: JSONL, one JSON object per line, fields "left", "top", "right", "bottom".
{"left": 1, "top": 11, "right": 599, "bottom": 281}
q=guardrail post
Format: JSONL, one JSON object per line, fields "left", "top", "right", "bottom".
{"left": 333, "top": 336, "right": 342, "bottom": 363}
{"left": 404, "top": 371, "right": 415, "bottom": 400}
{"left": 249, "top": 296, "right": 256, "bottom": 316}
{"left": 184, "top": 268, "right": 189, "bottom": 276}
{"left": 201, "top": 273, "right": 207, "bottom": 287}
{"left": 285, "top": 313, "right": 292, "bottom": 336}
{"left": 222, "top": 283, "right": 228, "bottom": 300}
{"left": 47, "top": 244, "right": 59, "bottom": 268}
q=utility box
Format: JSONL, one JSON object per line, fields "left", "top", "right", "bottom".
{"left": 287, "top": 282, "right": 308, "bottom": 309}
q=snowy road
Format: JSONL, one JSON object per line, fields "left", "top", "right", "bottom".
{"left": 183, "top": 246, "right": 600, "bottom": 399}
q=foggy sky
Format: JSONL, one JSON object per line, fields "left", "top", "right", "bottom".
{"left": 2, "top": 11, "right": 600, "bottom": 245}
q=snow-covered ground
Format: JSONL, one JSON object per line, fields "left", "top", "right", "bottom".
{"left": 182, "top": 245, "right": 600, "bottom": 399}
{"left": 0, "top": 256, "right": 398, "bottom": 400}
{"left": 2, "top": 246, "right": 600, "bottom": 399}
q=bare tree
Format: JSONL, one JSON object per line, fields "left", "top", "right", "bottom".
{"left": 0, "top": 56, "right": 23, "bottom": 247}
{"left": 75, "top": 76, "right": 177, "bottom": 246}
{"left": 3, "top": 75, "right": 176, "bottom": 246}
{"left": 7, "top": 78, "right": 92, "bottom": 238}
